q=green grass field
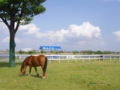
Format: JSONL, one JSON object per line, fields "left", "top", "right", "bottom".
{"left": 0, "top": 60, "right": 120, "bottom": 90}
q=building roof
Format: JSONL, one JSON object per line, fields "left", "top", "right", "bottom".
{"left": 40, "top": 46, "right": 61, "bottom": 50}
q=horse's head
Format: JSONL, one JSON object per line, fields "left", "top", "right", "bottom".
{"left": 19, "top": 66, "right": 26, "bottom": 76}
{"left": 19, "top": 57, "right": 29, "bottom": 76}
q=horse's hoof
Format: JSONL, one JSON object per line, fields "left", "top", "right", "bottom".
{"left": 19, "top": 74, "right": 23, "bottom": 76}
{"left": 42, "top": 77, "right": 46, "bottom": 79}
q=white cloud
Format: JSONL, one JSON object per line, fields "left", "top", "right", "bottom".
{"left": 113, "top": 31, "right": 120, "bottom": 42}
{"left": 21, "top": 48, "right": 33, "bottom": 52}
{"left": 1, "top": 36, "right": 21, "bottom": 43}
{"left": 68, "top": 22, "right": 101, "bottom": 39}
{"left": 19, "top": 24, "right": 40, "bottom": 35}
{"left": 19, "top": 22, "right": 102, "bottom": 43}
{"left": 0, "top": 21, "right": 106, "bottom": 50}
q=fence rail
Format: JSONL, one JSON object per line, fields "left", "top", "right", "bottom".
{"left": 0, "top": 54, "right": 120, "bottom": 63}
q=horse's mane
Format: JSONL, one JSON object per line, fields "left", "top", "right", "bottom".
{"left": 20, "top": 56, "right": 31, "bottom": 70}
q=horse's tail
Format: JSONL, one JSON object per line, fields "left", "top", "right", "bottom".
{"left": 43, "top": 56, "right": 48, "bottom": 73}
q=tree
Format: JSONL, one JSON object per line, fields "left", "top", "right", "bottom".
{"left": 95, "top": 50, "right": 102, "bottom": 54}
{"left": 41, "top": 50, "right": 46, "bottom": 54}
{"left": 72, "top": 51, "right": 79, "bottom": 54}
{"left": 19, "top": 50, "right": 26, "bottom": 54}
{"left": 0, "top": 0, "right": 46, "bottom": 67}
{"left": 28, "top": 50, "right": 36, "bottom": 54}
{"left": 50, "top": 50, "right": 55, "bottom": 53}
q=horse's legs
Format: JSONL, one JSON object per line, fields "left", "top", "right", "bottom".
{"left": 42, "top": 66, "right": 46, "bottom": 79}
{"left": 34, "top": 67, "right": 39, "bottom": 77}
{"left": 28, "top": 66, "right": 32, "bottom": 76}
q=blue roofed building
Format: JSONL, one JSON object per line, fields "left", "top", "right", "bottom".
{"left": 39, "top": 46, "right": 61, "bottom": 51}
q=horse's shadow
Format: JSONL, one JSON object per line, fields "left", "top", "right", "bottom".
{"left": 30, "top": 75, "right": 43, "bottom": 79}
{"left": 20, "top": 74, "right": 43, "bottom": 79}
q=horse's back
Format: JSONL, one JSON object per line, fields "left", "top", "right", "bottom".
{"left": 37, "top": 55, "right": 46, "bottom": 66}
{"left": 29, "top": 55, "right": 46, "bottom": 67}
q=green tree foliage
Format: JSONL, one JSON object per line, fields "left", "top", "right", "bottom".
{"left": 102, "top": 51, "right": 112, "bottom": 54}
{"left": 50, "top": 50, "right": 55, "bottom": 53}
{"left": 18, "top": 50, "right": 37, "bottom": 54}
{"left": 72, "top": 51, "right": 79, "bottom": 54}
{"left": 40, "top": 50, "right": 46, "bottom": 54}
{"left": 28, "top": 50, "right": 36, "bottom": 54}
{"left": 59, "top": 50, "right": 64, "bottom": 53}
{"left": 95, "top": 50, "right": 102, "bottom": 54}
{"left": 0, "top": 0, "right": 46, "bottom": 67}
{"left": 19, "top": 50, "right": 26, "bottom": 54}
{"left": 81, "top": 50, "right": 113, "bottom": 54}
{"left": 83, "top": 50, "right": 94, "bottom": 54}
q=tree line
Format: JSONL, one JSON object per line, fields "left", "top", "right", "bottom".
{"left": 18, "top": 50, "right": 119, "bottom": 55}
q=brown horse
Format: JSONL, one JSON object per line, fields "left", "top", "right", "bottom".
{"left": 20, "top": 55, "right": 48, "bottom": 79}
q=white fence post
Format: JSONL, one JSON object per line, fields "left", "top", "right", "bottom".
{"left": 89, "top": 56, "right": 90, "bottom": 61}
{"left": 94, "top": 56, "right": 96, "bottom": 61}
{"left": 110, "top": 56, "right": 112, "bottom": 61}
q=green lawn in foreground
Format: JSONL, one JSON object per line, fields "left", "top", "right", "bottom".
{"left": 0, "top": 60, "right": 120, "bottom": 90}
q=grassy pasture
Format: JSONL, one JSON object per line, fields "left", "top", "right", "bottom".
{"left": 0, "top": 60, "right": 120, "bottom": 90}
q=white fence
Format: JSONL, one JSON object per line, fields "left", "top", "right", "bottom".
{"left": 0, "top": 54, "right": 120, "bottom": 62}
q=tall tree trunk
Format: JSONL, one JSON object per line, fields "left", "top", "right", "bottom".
{"left": 9, "top": 32, "right": 16, "bottom": 67}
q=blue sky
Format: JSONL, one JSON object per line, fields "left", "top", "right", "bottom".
{"left": 0, "top": 0, "right": 120, "bottom": 51}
